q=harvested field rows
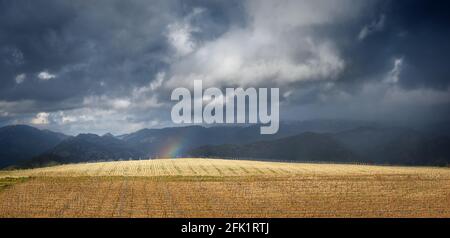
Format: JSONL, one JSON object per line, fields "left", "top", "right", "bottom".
{"left": 0, "top": 159, "right": 450, "bottom": 217}
{"left": 1, "top": 158, "right": 449, "bottom": 178}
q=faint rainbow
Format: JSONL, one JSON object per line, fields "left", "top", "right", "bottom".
{"left": 159, "top": 135, "right": 186, "bottom": 158}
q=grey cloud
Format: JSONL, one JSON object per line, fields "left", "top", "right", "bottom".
{"left": 358, "top": 15, "right": 386, "bottom": 40}
{"left": 0, "top": 0, "right": 450, "bottom": 133}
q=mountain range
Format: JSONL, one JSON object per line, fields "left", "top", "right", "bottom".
{"left": 0, "top": 125, "right": 68, "bottom": 168}
{"left": 28, "top": 133, "right": 145, "bottom": 168}
{"left": 188, "top": 132, "right": 357, "bottom": 163}
{"left": 189, "top": 126, "right": 450, "bottom": 166}
{"left": 0, "top": 120, "right": 449, "bottom": 168}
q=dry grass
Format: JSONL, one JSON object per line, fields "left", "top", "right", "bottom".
{"left": 1, "top": 158, "right": 450, "bottom": 217}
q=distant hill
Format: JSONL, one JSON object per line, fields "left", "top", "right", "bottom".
{"left": 27, "top": 133, "right": 145, "bottom": 168}
{"left": 0, "top": 125, "right": 68, "bottom": 168}
{"left": 122, "top": 125, "right": 271, "bottom": 157}
{"left": 2, "top": 120, "right": 367, "bottom": 168}
{"left": 2, "top": 121, "right": 450, "bottom": 168}
{"left": 333, "top": 126, "right": 450, "bottom": 166}
{"left": 188, "top": 126, "right": 450, "bottom": 166}
{"left": 188, "top": 132, "right": 356, "bottom": 162}
{"left": 122, "top": 120, "right": 373, "bottom": 157}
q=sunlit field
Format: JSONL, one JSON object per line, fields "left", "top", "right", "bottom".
{"left": 1, "top": 158, "right": 450, "bottom": 217}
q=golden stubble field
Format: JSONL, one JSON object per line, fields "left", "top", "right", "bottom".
{"left": 0, "top": 158, "right": 450, "bottom": 218}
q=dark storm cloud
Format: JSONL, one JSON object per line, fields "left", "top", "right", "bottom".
{"left": 335, "top": 0, "right": 450, "bottom": 90}
{"left": 0, "top": 0, "right": 449, "bottom": 134}
{"left": 275, "top": 1, "right": 450, "bottom": 125}
{"left": 0, "top": 0, "right": 244, "bottom": 102}
{"left": 387, "top": 1, "right": 450, "bottom": 90}
{"left": 0, "top": 0, "right": 248, "bottom": 134}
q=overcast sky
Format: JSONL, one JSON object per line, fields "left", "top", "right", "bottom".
{"left": 1, "top": 0, "right": 449, "bottom": 135}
